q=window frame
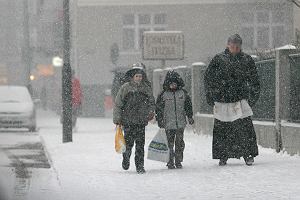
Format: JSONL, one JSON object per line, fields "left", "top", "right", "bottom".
{"left": 240, "top": 10, "right": 286, "bottom": 50}
{"left": 121, "top": 13, "right": 167, "bottom": 53}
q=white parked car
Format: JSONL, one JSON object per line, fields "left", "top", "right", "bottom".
{"left": 0, "top": 86, "right": 37, "bottom": 132}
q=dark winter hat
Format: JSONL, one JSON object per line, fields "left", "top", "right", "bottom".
{"left": 163, "top": 70, "right": 185, "bottom": 90}
{"left": 227, "top": 34, "right": 242, "bottom": 45}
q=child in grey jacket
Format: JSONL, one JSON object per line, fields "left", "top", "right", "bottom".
{"left": 156, "top": 70, "right": 194, "bottom": 169}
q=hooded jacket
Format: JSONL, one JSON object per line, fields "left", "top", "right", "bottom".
{"left": 156, "top": 71, "right": 193, "bottom": 129}
{"left": 113, "top": 69, "right": 155, "bottom": 126}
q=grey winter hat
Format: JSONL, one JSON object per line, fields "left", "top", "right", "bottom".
{"left": 126, "top": 68, "right": 144, "bottom": 78}
{"left": 132, "top": 62, "right": 146, "bottom": 70}
{"left": 227, "top": 34, "right": 242, "bottom": 45}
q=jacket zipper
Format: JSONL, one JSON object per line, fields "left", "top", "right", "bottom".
{"left": 173, "top": 91, "right": 178, "bottom": 129}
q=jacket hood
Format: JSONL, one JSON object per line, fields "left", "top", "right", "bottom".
{"left": 163, "top": 70, "right": 185, "bottom": 90}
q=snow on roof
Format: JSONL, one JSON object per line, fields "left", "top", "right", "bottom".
{"left": 281, "top": 121, "right": 300, "bottom": 128}
{"left": 154, "top": 64, "right": 205, "bottom": 72}
{"left": 153, "top": 68, "right": 163, "bottom": 72}
{"left": 78, "top": 0, "right": 281, "bottom": 6}
{"left": 145, "top": 31, "right": 183, "bottom": 34}
{"left": 253, "top": 120, "right": 275, "bottom": 126}
{"left": 276, "top": 44, "right": 297, "bottom": 50}
{"left": 164, "top": 67, "right": 173, "bottom": 71}
{"left": 132, "top": 66, "right": 143, "bottom": 69}
{"left": 250, "top": 55, "right": 259, "bottom": 59}
{"left": 195, "top": 113, "right": 214, "bottom": 118}
{"left": 192, "top": 62, "right": 206, "bottom": 66}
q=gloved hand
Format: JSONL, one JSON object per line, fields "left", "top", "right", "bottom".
{"left": 188, "top": 118, "right": 194, "bottom": 125}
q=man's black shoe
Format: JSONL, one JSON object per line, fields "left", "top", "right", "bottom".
{"left": 244, "top": 156, "right": 254, "bottom": 166}
{"left": 219, "top": 158, "right": 227, "bottom": 166}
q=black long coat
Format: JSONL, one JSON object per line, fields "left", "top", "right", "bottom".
{"left": 204, "top": 49, "right": 260, "bottom": 159}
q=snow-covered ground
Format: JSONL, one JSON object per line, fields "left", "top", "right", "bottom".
{"left": 0, "top": 127, "right": 61, "bottom": 200}
{"left": 2, "top": 110, "right": 300, "bottom": 200}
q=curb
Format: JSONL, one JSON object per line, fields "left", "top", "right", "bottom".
{"left": 39, "top": 134, "right": 62, "bottom": 187}
{"left": 39, "top": 135, "right": 54, "bottom": 168}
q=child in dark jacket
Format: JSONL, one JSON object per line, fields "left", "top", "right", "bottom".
{"left": 113, "top": 67, "right": 155, "bottom": 174}
{"left": 156, "top": 71, "right": 194, "bottom": 169}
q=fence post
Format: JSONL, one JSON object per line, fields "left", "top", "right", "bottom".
{"left": 275, "top": 50, "right": 282, "bottom": 152}
{"left": 275, "top": 49, "right": 297, "bottom": 152}
{"left": 152, "top": 69, "right": 163, "bottom": 100}
{"left": 191, "top": 62, "right": 206, "bottom": 115}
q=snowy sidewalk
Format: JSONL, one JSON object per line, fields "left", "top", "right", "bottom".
{"left": 0, "top": 118, "right": 61, "bottom": 200}
{"left": 38, "top": 110, "right": 300, "bottom": 200}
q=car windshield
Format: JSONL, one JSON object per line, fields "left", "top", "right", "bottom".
{"left": 0, "top": 86, "right": 32, "bottom": 103}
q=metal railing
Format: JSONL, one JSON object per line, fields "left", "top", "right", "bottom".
{"left": 289, "top": 53, "right": 300, "bottom": 122}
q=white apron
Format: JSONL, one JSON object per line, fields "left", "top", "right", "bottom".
{"left": 213, "top": 99, "right": 253, "bottom": 122}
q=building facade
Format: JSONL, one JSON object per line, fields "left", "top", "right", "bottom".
{"left": 1, "top": 0, "right": 295, "bottom": 116}
{"left": 0, "top": 0, "right": 63, "bottom": 107}
{"left": 0, "top": 0, "right": 28, "bottom": 86}
{"left": 294, "top": 2, "right": 300, "bottom": 45}
{"left": 76, "top": 0, "right": 294, "bottom": 87}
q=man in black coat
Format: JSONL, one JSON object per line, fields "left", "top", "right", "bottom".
{"left": 204, "top": 34, "right": 260, "bottom": 166}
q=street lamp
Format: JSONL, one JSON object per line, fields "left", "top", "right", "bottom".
{"left": 52, "top": 56, "right": 64, "bottom": 68}
{"left": 30, "top": 75, "right": 35, "bottom": 81}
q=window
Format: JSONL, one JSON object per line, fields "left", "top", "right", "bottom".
{"left": 122, "top": 13, "right": 167, "bottom": 51}
{"left": 240, "top": 10, "right": 286, "bottom": 50}
{"left": 272, "top": 11, "right": 284, "bottom": 24}
{"left": 241, "top": 12, "right": 254, "bottom": 24}
{"left": 123, "top": 29, "right": 135, "bottom": 50}
{"left": 257, "top": 12, "right": 269, "bottom": 24}
{"left": 138, "top": 14, "right": 151, "bottom": 25}
{"left": 272, "top": 26, "right": 285, "bottom": 47}
{"left": 28, "top": 0, "right": 37, "bottom": 15}
{"left": 241, "top": 27, "right": 254, "bottom": 49}
{"left": 154, "top": 14, "right": 167, "bottom": 25}
{"left": 257, "top": 26, "right": 270, "bottom": 49}
{"left": 123, "top": 14, "right": 135, "bottom": 25}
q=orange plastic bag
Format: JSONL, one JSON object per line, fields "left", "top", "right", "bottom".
{"left": 115, "top": 125, "right": 126, "bottom": 154}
